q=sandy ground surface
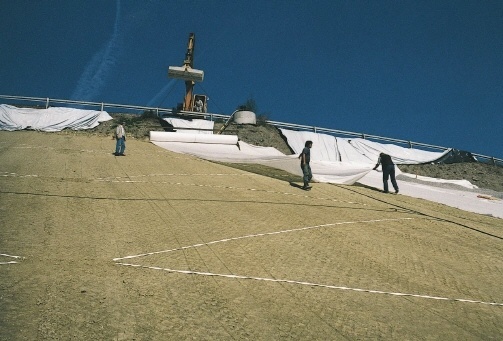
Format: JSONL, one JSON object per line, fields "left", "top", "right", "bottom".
{"left": 1, "top": 131, "right": 503, "bottom": 340}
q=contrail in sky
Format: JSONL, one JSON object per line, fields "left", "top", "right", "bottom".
{"left": 71, "top": 1, "right": 121, "bottom": 101}
{"left": 147, "top": 79, "right": 178, "bottom": 107}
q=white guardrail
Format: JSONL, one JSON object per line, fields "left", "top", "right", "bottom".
{"left": 0, "top": 94, "right": 501, "bottom": 166}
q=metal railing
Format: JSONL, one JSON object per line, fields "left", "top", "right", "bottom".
{"left": 1, "top": 94, "right": 501, "bottom": 166}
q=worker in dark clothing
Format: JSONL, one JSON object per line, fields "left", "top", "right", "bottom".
{"left": 373, "top": 152, "right": 399, "bottom": 194}
{"left": 299, "top": 140, "right": 313, "bottom": 190}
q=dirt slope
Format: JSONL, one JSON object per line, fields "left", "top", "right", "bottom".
{"left": 1, "top": 131, "right": 502, "bottom": 340}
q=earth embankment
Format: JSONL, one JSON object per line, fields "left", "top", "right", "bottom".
{"left": 1, "top": 131, "right": 502, "bottom": 340}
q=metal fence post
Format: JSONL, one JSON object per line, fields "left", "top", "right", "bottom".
{"left": 45, "top": 98, "right": 49, "bottom": 109}
{"left": 101, "top": 102, "right": 104, "bottom": 111}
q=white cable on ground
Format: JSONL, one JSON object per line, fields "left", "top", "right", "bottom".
{"left": 113, "top": 218, "right": 415, "bottom": 261}
{"left": 0, "top": 253, "right": 22, "bottom": 265}
{"left": 115, "top": 262, "right": 503, "bottom": 307}
{"left": 113, "top": 216, "right": 503, "bottom": 307}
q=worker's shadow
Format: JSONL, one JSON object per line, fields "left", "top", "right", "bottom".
{"left": 289, "top": 182, "right": 304, "bottom": 189}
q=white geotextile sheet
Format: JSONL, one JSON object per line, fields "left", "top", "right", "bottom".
{"left": 0, "top": 104, "right": 112, "bottom": 132}
{"left": 347, "top": 138, "right": 451, "bottom": 164}
{"left": 162, "top": 117, "right": 214, "bottom": 134}
{"left": 151, "top": 139, "right": 302, "bottom": 177}
{"left": 150, "top": 131, "right": 237, "bottom": 144}
{"left": 399, "top": 172, "right": 478, "bottom": 189}
{"left": 235, "top": 145, "right": 371, "bottom": 185}
{"left": 279, "top": 128, "right": 449, "bottom": 164}
{"left": 280, "top": 129, "right": 371, "bottom": 163}
{"left": 359, "top": 170, "right": 503, "bottom": 219}
{"left": 149, "top": 126, "right": 502, "bottom": 217}
{"left": 310, "top": 161, "right": 372, "bottom": 184}
{"left": 150, "top": 131, "right": 373, "bottom": 185}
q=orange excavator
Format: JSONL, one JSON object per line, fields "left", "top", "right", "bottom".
{"left": 168, "top": 33, "right": 206, "bottom": 112}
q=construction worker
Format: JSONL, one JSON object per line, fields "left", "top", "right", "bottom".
{"left": 299, "top": 140, "right": 313, "bottom": 190}
{"left": 114, "top": 122, "right": 126, "bottom": 156}
{"left": 373, "top": 152, "right": 399, "bottom": 193}
{"left": 195, "top": 98, "right": 203, "bottom": 112}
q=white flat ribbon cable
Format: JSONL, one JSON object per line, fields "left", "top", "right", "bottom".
{"left": 0, "top": 253, "right": 23, "bottom": 265}
{"left": 115, "top": 262, "right": 503, "bottom": 307}
{"left": 114, "top": 217, "right": 503, "bottom": 306}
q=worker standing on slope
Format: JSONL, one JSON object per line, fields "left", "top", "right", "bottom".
{"left": 114, "top": 122, "right": 126, "bottom": 156}
{"left": 373, "top": 152, "right": 399, "bottom": 193}
{"left": 300, "top": 140, "right": 313, "bottom": 190}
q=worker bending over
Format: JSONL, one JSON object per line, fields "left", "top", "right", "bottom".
{"left": 373, "top": 152, "right": 399, "bottom": 194}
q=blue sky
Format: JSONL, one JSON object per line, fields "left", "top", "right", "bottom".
{"left": 1, "top": 0, "right": 502, "bottom": 159}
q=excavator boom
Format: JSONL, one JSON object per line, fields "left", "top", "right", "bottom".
{"left": 167, "top": 33, "right": 205, "bottom": 111}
